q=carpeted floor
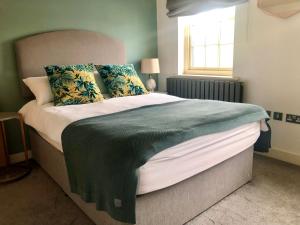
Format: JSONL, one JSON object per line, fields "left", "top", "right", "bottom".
{"left": 0, "top": 154, "right": 299, "bottom": 225}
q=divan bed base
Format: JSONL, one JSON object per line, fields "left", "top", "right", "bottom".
{"left": 29, "top": 128, "right": 253, "bottom": 225}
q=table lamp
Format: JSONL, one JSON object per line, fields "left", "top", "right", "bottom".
{"left": 141, "top": 58, "right": 160, "bottom": 92}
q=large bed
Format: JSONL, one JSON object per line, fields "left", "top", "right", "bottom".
{"left": 16, "top": 30, "right": 260, "bottom": 225}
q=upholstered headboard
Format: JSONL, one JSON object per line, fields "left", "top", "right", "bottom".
{"left": 15, "top": 30, "right": 126, "bottom": 98}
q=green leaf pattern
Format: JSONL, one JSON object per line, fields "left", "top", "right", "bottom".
{"left": 95, "top": 64, "right": 148, "bottom": 97}
{"left": 45, "top": 64, "right": 103, "bottom": 106}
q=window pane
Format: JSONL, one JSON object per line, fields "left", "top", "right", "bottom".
{"left": 191, "top": 46, "right": 205, "bottom": 67}
{"left": 184, "top": 6, "right": 235, "bottom": 73}
{"left": 190, "top": 27, "right": 205, "bottom": 46}
{"left": 220, "top": 44, "right": 233, "bottom": 68}
{"left": 206, "top": 45, "right": 219, "bottom": 68}
{"left": 205, "top": 24, "right": 220, "bottom": 45}
{"left": 220, "top": 20, "right": 235, "bottom": 44}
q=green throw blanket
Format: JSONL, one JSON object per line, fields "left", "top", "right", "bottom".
{"left": 62, "top": 100, "right": 268, "bottom": 223}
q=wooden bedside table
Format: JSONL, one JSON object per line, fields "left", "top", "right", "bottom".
{"left": 0, "top": 112, "right": 31, "bottom": 183}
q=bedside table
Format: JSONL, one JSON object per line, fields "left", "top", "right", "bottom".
{"left": 0, "top": 112, "right": 31, "bottom": 183}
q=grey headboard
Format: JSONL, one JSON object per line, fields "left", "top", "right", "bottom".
{"left": 15, "top": 30, "right": 126, "bottom": 98}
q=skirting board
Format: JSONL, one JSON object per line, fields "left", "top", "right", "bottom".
{"left": 255, "top": 148, "right": 300, "bottom": 166}
{"left": 9, "top": 150, "right": 32, "bottom": 164}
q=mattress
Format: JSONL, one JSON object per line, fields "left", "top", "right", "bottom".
{"left": 19, "top": 93, "right": 261, "bottom": 194}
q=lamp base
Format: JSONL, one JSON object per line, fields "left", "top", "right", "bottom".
{"left": 146, "top": 78, "right": 156, "bottom": 92}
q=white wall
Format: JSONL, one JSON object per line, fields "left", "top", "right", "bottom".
{"left": 235, "top": 1, "right": 300, "bottom": 159}
{"left": 156, "top": 0, "right": 300, "bottom": 162}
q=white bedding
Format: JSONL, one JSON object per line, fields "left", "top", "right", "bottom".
{"left": 19, "top": 93, "right": 261, "bottom": 194}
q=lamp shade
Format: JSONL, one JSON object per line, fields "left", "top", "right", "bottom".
{"left": 141, "top": 58, "right": 160, "bottom": 74}
{"left": 258, "top": 0, "right": 300, "bottom": 18}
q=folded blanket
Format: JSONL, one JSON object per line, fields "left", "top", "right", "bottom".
{"left": 62, "top": 99, "right": 268, "bottom": 223}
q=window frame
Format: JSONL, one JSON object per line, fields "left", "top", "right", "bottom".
{"left": 183, "top": 13, "right": 235, "bottom": 76}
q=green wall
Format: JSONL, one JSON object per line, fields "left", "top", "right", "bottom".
{"left": 0, "top": 0, "right": 157, "bottom": 154}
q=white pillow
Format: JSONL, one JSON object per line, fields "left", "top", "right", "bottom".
{"left": 23, "top": 76, "right": 53, "bottom": 105}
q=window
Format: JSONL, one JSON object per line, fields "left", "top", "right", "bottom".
{"left": 184, "top": 7, "right": 236, "bottom": 76}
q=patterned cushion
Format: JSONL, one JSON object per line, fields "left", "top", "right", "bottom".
{"left": 44, "top": 64, "right": 103, "bottom": 106}
{"left": 95, "top": 64, "right": 148, "bottom": 97}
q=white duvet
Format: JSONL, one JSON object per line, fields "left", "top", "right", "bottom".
{"left": 20, "top": 93, "right": 183, "bottom": 148}
{"left": 19, "top": 93, "right": 261, "bottom": 194}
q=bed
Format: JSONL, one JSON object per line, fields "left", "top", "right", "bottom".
{"left": 16, "top": 30, "right": 260, "bottom": 225}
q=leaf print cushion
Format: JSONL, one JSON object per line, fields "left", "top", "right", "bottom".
{"left": 44, "top": 63, "right": 104, "bottom": 106}
{"left": 95, "top": 64, "right": 148, "bottom": 97}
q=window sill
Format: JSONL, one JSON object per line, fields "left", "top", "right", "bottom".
{"left": 180, "top": 74, "right": 239, "bottom": 81}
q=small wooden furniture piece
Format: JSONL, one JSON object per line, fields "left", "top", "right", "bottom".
{"left": 0, "top": 112, "right": 31, "bottom": 183}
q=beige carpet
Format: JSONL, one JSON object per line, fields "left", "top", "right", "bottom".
{"left": 0, "top": 154, "right": 299, "bottom": 225}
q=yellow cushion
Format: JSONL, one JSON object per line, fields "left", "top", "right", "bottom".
{"left": 44, "top": 64, "right": 103, "bottom": 106}
{"left": 95, "top": 64, "right": 148, "bottom": 97}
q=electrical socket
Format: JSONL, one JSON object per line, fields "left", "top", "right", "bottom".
{"left": 286, "top": 114, "right": 300, "bottom": 124}
{"left": 273, "top": 112, "right": 283, "bottom": 121}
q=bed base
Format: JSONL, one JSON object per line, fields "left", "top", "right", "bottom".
{"left": 30, "top": 128, "right": 253, "bottom": 225}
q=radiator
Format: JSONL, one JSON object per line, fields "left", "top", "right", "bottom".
{"left": 166, "top": 76, "right": 243, "bottom": 103}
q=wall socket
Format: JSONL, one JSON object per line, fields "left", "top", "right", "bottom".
{"left": 286, "top": 114, "right": 300, "bottom": 124}
{"left": 265, "top": 110, "right": 300, "bottom": 125}
{"left": 273, "top": 112, "right": 283, "bottom": 121}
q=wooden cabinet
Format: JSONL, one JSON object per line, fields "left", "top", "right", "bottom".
{"left": 0, "top": 113, "right": 28, "bottom": 167}
{"left": 0, "top": 123, "right": 8, "bottom": 167}
{"left": 0, "top": 113, "right": 30, "bottom": 183}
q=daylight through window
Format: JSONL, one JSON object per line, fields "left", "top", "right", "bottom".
{"left": 184, "top": 7, "right": 236, "bottom": 76}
